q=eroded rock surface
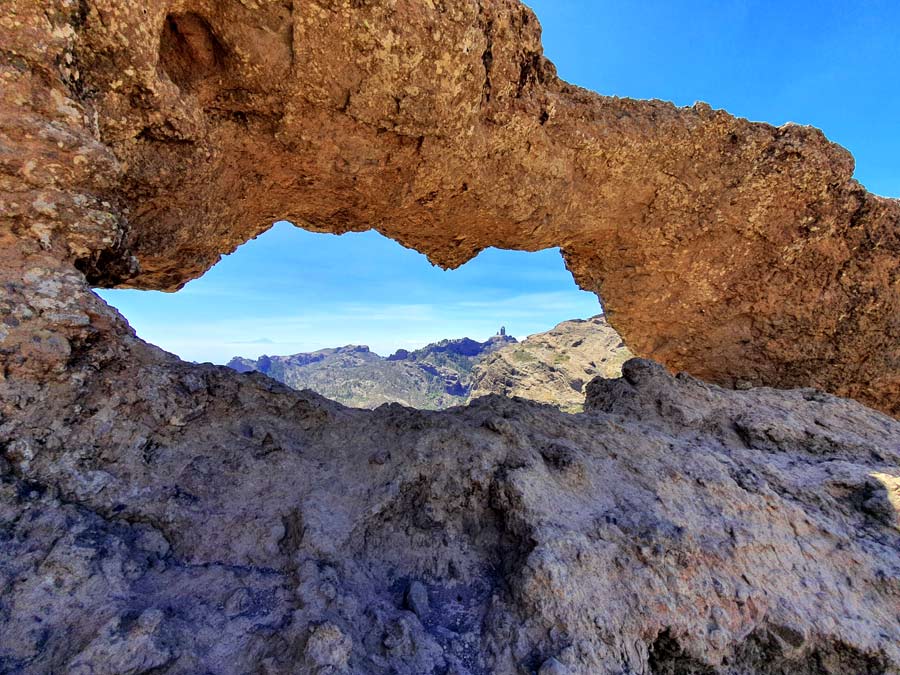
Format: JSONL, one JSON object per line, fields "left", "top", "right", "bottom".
{"left": 1, "top": 1, "right": 900, "bottom": 672}
{"left": 1, "top": 272, "right": 898, "bottom": 672}
{"left": 0, "top": 248, "right": 898, "bottom": 672}
{"left": 0, "top": 0, "right": 897, "bottom": 412}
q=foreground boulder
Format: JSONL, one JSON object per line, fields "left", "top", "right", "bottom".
{"left": 1, "top": 0, "right": 897, "bottom": 413}
{"left": 0, "top": 259, "right": 897, "bottom": 671}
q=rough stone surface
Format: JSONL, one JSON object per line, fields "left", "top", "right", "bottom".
{"left": 1, "top": 0, "right": 897, "bottom": 412}
{"left": 469, "top": 315, "right": 633, "bottom": 412}
{"left": 0, "top": 255, "right": 899, "bottom": 673}
{"left": 1, "top": 1, "right": 900, "bottom": 673}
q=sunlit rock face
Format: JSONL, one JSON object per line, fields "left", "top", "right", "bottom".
{"left": 1, "top": 1, "right": 899, "bottom": 673}
{"left": 468, "top": 315, "right": 632, "bottom": 413}
{"left": 225, "top": 332, "right": 517, "bottom": 410}
{"left": 1, "top": 0, "right": 897, "bottom": 413}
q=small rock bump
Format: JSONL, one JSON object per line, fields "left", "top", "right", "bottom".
{"left": 304, "top": 622, "right": 352, "bottom": 670}
{"left": 369, "top": 449, "right": 390, "bottom": 465}
{"left": 404, "top": 580, "right": 429, "bottom": 618}
{"left": 538, "top": 656, "right": 569, "bottom": 674}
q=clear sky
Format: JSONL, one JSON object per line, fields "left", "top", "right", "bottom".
{"left": 102, "top": 224, "right": 601, "bottom": 362}
{"left": 99, "top": 1, "right": 899, "bottom": 364}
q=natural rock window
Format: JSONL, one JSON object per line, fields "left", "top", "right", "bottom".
{"left": 1, "top": 1, "right": 898, "bottom": 673}
{"left": 98, "top": 222, "right": 628, "bottom": 411}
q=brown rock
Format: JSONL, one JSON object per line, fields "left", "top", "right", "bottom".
{"left": 1, "top": 0, "right": 897, "bottom": 412}
{"left": 1, "top": 2, "right": 899, "bottom": 673}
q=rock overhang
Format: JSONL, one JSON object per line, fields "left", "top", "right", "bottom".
{"left": 1, "top": 3, "right": 900, "bottom": 672}
{"left": 1, "top": 0, "right": 898, "bottom": 415}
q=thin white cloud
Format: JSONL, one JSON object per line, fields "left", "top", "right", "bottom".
{"left": 98, "top": 224, "right": 603, "bottom": 364}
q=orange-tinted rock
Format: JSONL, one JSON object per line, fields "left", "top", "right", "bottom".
{"left": 2, "top": 0, "right": 897, "bottom": 413}
{"left": 2, "top": 4, "right": 900, "bottom": 671}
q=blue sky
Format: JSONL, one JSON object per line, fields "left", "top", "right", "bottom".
{"left": 100, "top": 0, "right": 899, "bottom": 363}
{"left": 103, "top": 225, "right": 600, "bottom": 362}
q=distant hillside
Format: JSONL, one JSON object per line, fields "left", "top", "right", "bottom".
{"left": 467, "top": 316, "right": 632, "bottom": 413}
{"left": 227, "top": 331, "right": 516, "bottom": 410}
{"left": 227, "top": 318, "right": 631, "bottom": 411}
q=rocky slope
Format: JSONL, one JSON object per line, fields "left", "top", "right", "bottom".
{"left": 226, "top": 332, "right": 515, "bottom": 409}
{"left": 1, "top": 240, "right": 896, "bottom": 672}
{"left": 225, "top": 318, "right": 632, "bottom": 412}
{"left": 1, "top": 282, "right": 898, "bottom": 672}
{"left": 469, "top": 316, "right": 633, "bottom": 412}
{"left": 0, "top": 250, "right": 897, "bottom": 672}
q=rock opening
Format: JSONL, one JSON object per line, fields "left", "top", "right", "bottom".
{"left": 1, "top": 1, "right": 899, "bottom": 672}
{"left": 41, "top": 0, "right": 899, "bottom": 413}
{"left": 98, "top": 224, "right": 625, "bottom": 411}
{"left": 159, "top": 13, "right": 228, "bottom": 89}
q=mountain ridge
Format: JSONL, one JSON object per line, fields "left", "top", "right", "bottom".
{"left": 227, "top": 331, "right": 517, "bottom": 409}
{"left": 226, "top": 317, "right": 632, "bottom": 411}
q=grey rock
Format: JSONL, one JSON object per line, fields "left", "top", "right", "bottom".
{"left": 538, "top": 657, "right": 570, "bottom": 675}
{"left": 405, "top": 580, "right": 430, "bottom": 618}
{"left": 304, "top": 623, "right": 352, "bottom": 671}
{"left": 226, "top": 332, "right": 517, "bottom": 410}
{"left": 0, "top": 264, "right": 898, "bottom": 674}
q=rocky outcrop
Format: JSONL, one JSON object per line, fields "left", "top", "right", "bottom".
{"left": 0, "top": 244, "right": 897, "bottom": 672}
{"left": 1, "top": 277, "right": 898, "bottom": 672}
{"left": 469, "top": 315, "right": 633, "bottom": 412}
{"left": 1, "top": 0, "right": 897, "bottom": 412}
{"left": 1, "top": 226, "right": 897, "bottom": 671}
{"left": 1, "top": 0, "right": 900, "bottom": 672}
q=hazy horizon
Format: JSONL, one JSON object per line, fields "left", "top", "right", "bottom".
{"left": 100, "top": 223, "right": 603, "bottom": 364}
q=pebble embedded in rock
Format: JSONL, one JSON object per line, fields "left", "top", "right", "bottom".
{"left": 538, "top": 656, "right": 569, "bottom": 674}
{"left": 405, "top": 580, "right": 430, "bottom": 618}
{"left": 304, "top": 622, "right": 352, "bottom": 670}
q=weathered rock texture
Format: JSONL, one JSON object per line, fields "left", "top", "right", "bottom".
{"left": 1, "top": 0, "right": 897, "bottom": 412}
{"left": 469, "top": 316, "right": 633, "bottom": 413}
{"left": 2, "top": 1, "right": 900, "bottom": 672}
{"left": 1, "top": 260, "right": 899, "bottom": 672}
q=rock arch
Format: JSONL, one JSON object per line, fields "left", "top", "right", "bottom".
{"left": 2, "top": 0, "right": 898, "bottom": 415}
{"left": 2, "top": 3, "right": 900, "bottom": 673}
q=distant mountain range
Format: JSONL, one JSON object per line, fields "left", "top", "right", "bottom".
{"left": 227, "top": 316, "right": 632, "bottom": 411}
{"left": 227, "top": 330, "right": 516, "bottom": 409}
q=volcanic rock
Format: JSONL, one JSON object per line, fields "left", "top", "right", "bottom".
{"left": 0, "top": 281, "right": 898, "bottom": 671}
{"left": 1, "top": 1, "right": 899, "bottom": 673}
{"left": 226, "top": 331, "right": 515, "bottom": 409}
{"left": 0, "top": 0, "right": 897, "bottom": 411}
{"left": 469, "top": 315, "right": 633, "bottom": 412}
